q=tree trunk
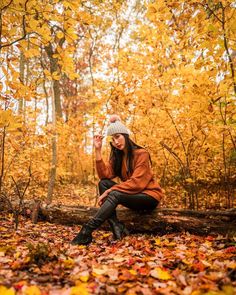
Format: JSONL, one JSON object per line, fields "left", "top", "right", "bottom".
{"left": 0, "top": 126, "right": 6, "bottom": 194}
{"left": 44, "top": 43, "right": 63, "bottom": 119}
{"left": 18, "top": 51, "right": 25, "bottom": 114}
{"left": 46, "top": 81, "right": 57, "bottom": 204}
{"left": 4, "top": 201, "right": 234, "bottom": 236}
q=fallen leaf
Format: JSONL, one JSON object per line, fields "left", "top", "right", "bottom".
{"left": 0, "top": 286, "right": 15, "bottom": 295}
{"left": 25, "top": 286, "right": 41, "bottom": 295}
{"left": 150, "top": 268, "right": 172, "bottom": 280}
{"left": 70, "top": 284, "right": 89, "bottom": 295}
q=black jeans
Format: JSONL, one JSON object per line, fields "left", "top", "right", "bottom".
{"left": 86, "top": 179, "right": 158, "bottom": 230}
{"left": 99, "top": 179, "right": 158, "bottom": 211}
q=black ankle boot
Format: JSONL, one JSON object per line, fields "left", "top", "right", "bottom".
{"left": 71, "top": 225, "right": 93, "bottom": 245}
{"left": 108, "top": 217, "right": 129, "bottom": 240}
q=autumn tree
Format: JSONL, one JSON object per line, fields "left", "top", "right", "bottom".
{"left": 0, "top": 0, "right": 235, "bottom": 210}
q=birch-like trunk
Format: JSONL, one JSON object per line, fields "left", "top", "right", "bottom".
{"left": 18, "top": 51, "right": 25, "bottom": 114}
{"left": 46, "top": 81, "right": 57, "bottom": 204}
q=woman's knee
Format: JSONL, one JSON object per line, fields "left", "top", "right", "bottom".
{"left": 98, "top": 179, "right": 110, "bottom": 190}
{"left": 98, "top": 179, "right": 116, "bottom": 191}
{"left": 106, "top": 191, "right": 120, "bottom": 206}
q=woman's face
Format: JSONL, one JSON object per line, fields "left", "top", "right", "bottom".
{"left": 111, "top": 134, "right": 126, "bottom": 151}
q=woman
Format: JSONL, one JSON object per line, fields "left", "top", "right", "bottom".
{"left": 71, "top": 115, "right": 163, "bottom": 245}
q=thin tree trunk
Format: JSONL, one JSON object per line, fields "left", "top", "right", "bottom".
{"left": 40, "top": 53, "right": 49, "bottom": 125}
{"left": 0, "top": 126, "right": 6, "bottom": 194}
{"left": 88, "top": 34, "right": 96, "bottom": 184}
{"left": 43, "top": 79, "right": 49, "bottom": 126}
{"left": 18, "top": 51, "right": 25, "bottom": 114}
{"left": 53, "top": 79, "right": 62, "bottom": 119}
{"left": 45, "top": 43, "right": 63, "bottom": 119}
{"left": 46, "top": 81, "right": 57, "bottom": 204}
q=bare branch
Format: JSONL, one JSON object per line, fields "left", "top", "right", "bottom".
{"left": 159, "top": 141, "right": 185, "bottom": 171}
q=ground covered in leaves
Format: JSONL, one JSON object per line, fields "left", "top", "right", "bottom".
{"left": 0, "top": 214, "right": 236, "bottom": 295}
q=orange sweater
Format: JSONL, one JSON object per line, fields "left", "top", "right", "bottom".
{"left": 96, "top": 149, "right": 163, "bottom": 202}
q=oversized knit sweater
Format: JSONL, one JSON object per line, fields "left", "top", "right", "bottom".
{"left": 96, "top": 148, "right": 163, "bottom": 202}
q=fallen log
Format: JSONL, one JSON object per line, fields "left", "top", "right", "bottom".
{"left": 1, "top": 199, "right": 236, "bottom": 235}
{"left": 29, "top": 202, "right": 236, "bottom": 235}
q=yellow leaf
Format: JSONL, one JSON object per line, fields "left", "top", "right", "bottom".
{"left": 150, "top": 268, "right": 171, "bottom": 280}
{"left": 25, "top": 286, "right": 41, "bottom": 295}
{"left": 185, "top": 178, "right": 194, "bottom": 183}
{"left": 92, "top": 267, "right": 107, "bottom": 275}
{"left": 14, "top": 251, "right": 21, "bottom": 259}
{"left": 229, "top": 15, "right": 236, "bottom": 33}
{"left": 77, "top": 245, "right": 86, "bottom": 249}
{"left": 43, "top": 69, "right": 51, "bottom": 77}
{"left": 29, "top": 19, "right": 39, "bottom": 31}
{"left": 79, "top": 275, "right": 89, "bottom": 282}
{"left": 227, "top": 261, "right": 236, "bottom": 269}
{"left": 66, "top": 27, "right": 78, "bottom": 40}
{"left": 129, "top": 269, "right": 137, "bottom": 275}
{"left": 70, "top": 284, "right": 89, "bottom": 295}
{"left": 154, "top": 238, "right": 161, "bottom": 245}
{"left": 0, "top": 110, "right": 14, "bottom": 127}
{"left": 182, "top": 259, "right": 191, "bottom": 265}
{"left": 24, "top": 48, "right": 40, "bottom": 58}
{"left": 148, "top": 6, "right": 157, "bottom": 13}
{"left": 0, "top": 286, "right": 15, "bottom": 295}
{"left": 52, "top": 71, "right": 61, "bottom": 80}
{"left": 221, "top": 285, "right": 235, "bottom": 295}
{"left": 208, "top": 24, "right": 218, "bottom": 32}
{"left": 63, "top": 258, "right": 75, "bottom": 268}
{"left": 56, "top": 31, "right": 64, "bottom": 39}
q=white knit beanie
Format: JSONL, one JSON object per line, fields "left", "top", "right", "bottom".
{"left": 107, "top": 115, "right": 129, "bottom": 136}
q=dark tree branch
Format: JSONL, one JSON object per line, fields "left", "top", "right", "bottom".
{"left": 0, "top": 0, "right": 13, "bottom": 11}
{"left": 159, "top": 141, "right": 185, "bottom": 171}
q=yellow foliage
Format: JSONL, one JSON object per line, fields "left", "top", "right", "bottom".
{"left": 24, "top": 48, "right": 40, "bottom": 58}
{"left": 0, "top": 0, "right": 235, "bottom": 210}
{"left": 0, "top": 286, "right": 15, "bottom": 295}
{"left": 70, "top": 284, "right": 89, "bottom": 295}
{"left": 24, "top": 286, "right": 41, "bottom": 295}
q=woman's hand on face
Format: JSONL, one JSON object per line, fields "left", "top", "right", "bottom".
{"left": 94, "top": 135, "right": 103, "bottom": 150}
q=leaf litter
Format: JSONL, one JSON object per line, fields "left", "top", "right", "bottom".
{"left": 0, "top": 214, "right": 235, "bottom": 295}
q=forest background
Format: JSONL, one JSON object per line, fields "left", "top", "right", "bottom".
{"left": 0, "top": 0, "right": 236, "bottom": 211}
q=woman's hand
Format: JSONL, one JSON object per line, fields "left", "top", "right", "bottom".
{"left": 94, "top": 135, "right": 103, "bottom": 150}
{"left": 98, "top": 189, "right": 112, "bottom": 206}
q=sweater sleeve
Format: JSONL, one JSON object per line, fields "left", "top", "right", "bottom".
{"left": 110, "top": 151, "right": 153, "bottom": 194}
{"left": 96, "top": 159, "right": 116, "bottom": 179}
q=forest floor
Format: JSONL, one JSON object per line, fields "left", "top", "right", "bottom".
{"left": 42, "top": 183, "right": 235, "bottom": 210}
{"left": 0, "top": 213, "right": 236, "bottom": 295}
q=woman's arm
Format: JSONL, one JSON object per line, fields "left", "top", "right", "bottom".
{"left": 94, "top": 135, "right": 115, "bottom": 179}
{"left": 94, "top": 135, "right": 103, "bottom": 161}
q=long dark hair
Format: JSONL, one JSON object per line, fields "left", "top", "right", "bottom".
{"left": 109, "top": 134, "right": 144, "bottom": 179}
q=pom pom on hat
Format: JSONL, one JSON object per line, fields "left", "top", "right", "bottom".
{"left": 109, "top": 114, "right": 121, "bottom": 123}
{"left": 107, "top": 114, "right": 129, "bottom": 136}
